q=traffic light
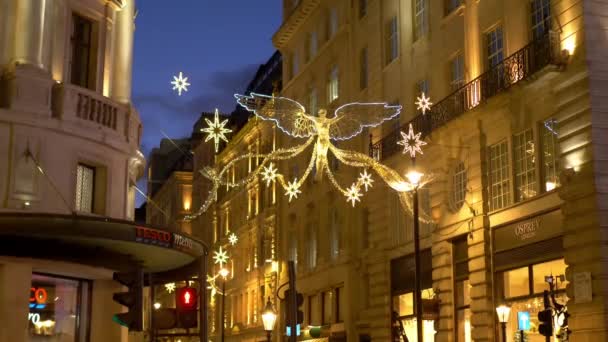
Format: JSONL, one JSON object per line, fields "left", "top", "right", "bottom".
{"left": 176, "top": 287, "right": 198, "bottom": 328}
{"left": 285, "top": 289, "right": 304, "bottom": 325}
{"left": 538, "top": 308, "right": 553, "bottom": 337}
{"left": 112, "top": 269, "right": 144, "bottom": 331}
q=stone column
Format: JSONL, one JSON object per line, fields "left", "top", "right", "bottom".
{"left": 110, "top": 0, "right": 135, "bottom": 104}
{"left": 12, "top": 0, "right": 53, "bottom": 70}
{"left": 464, "top": 0, "right": 481, "bottom": 81}
{"left": 0, "top": 262, "right": 32, "bottom": 342}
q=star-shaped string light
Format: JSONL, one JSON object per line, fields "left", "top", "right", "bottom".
{"left": 228, "top": 233, "right": 238, "bottom": 246}
{"left": 171, "top": 72, "right": 190, "bottom": 96}
{"left": 261, "top": 163, "right": 278, "bottom": 186}
{"left": 415, "top": 92, "right": 432, "bottom": 115}
{"left": 213, "top": 246, "right": 229, "bottom": 267}
{"left": 285, "top": 179, "right": 301, "bottom": 202}
{"left": 345, "top": 184, "right": 362, "bottom": 207}
{"left": 164, "top": 283, "right": 176, "bottom": 293}
{"left": 397, "top": 123, "right": 427, "bottom": 158}
{"left": 358, "top": 169, "right": 374, "bottom": 191}
{"left": 201, "top": 108, "right": 232, "bottom": 153}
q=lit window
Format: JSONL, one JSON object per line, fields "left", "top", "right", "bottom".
{"left": 327, "top": 65, "right": 339, "bottom": 103}
{"left": 451, "top": 162, "right": 467, "bottom": 211}
{"left": 451, "top": 54, "right": 465, "bottom": 90}
{"left": 513, "top": 129, "right": 536, "bottom": 201}
{"left": 453, "top": 237, "right": 470, "bottom": 342}
{"left": 542, "top": 119, "right": 560, "bottom": 192}
{"left": 30, "top": 274, "right": 91, "bottom": 339}
{"left": 386, "top": 16, "right": 399, "bottom": 64}
{"left": 75, "top": 164, "right": 95, "bottom": 213}
{"left": 360, "top": 47, "right": 368, "bottom": 90}
{"left": 486, "top": 26, "right": 504, "bottom": 67}
{"left": 414, "top": 0, "right": 428, "bottom": 40}
{"left": 488, "top": 140, "right": 511, "bottom": 211}
{"left": 531, "top": 0, "right": 551, "bottom": 40}
{"left": 359, "top": 0, "right": 368, "bottom": 18}
{"left": 503, "top": 266, "right": 530, "bottom": 298}
{"left": 308, "top": 87, "right": 318, "bottom": 116}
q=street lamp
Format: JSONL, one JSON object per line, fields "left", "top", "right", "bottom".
{"left": 261, "top": 297, "right": 277, "bottom": 342}
{"left": 406, "top": 167, "right": 424, "bottom": 341}
{"left": 496, "top": 304, "right": 511, "bottom": 342}
{"left": 219, "top": 267, "right": 229, "bottom": 342}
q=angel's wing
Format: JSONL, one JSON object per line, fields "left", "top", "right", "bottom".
{"left": 329, "top": 102, "right": 402, "bottom": 140}
{"left": 235, "top": 93, "right": 316, "bottom": 138}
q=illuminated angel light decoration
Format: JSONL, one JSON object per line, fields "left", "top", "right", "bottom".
{"left": 171, "top": 72, "right": 190, "bottom": 96}
{"left": 213, "top": 247, "right": 229, "bottom": 267}
{"left": 201, "top": 108, "right": 232, "bottom": 153}
{"left": 415, "top": 92, "right": 432, "bottom": 115}
{"left": 397, "top": 123, "right": 427, "bottom": 158}
{"left": 185, "top": 93, "right": 434, "bottom": 224}
{"left": 164, "top": 283, "right": 176, "bottom": 293}
{"left": 228, "top": 233, "right": 238, "bottom": 246}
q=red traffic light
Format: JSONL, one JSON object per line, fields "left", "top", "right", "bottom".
{"left": 176, "top": 287, "right": 198, "bottom": 311}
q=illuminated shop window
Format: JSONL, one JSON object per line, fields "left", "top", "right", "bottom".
{"left": 75, "top": 164, "right": 95, "bottom": 213}
{"left": 513, "top": 129, "right": 537, "bottom": 201}
{"left": 29, "top": 274, "right": 90, "bottom": 341}
{"left": 498, "top": 259, "right": 568, "bottom": 341}
{"left": 542, "top": 119, "right": 560, "bottom": 192}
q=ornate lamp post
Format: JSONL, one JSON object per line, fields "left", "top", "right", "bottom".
{"left": 406, "top": 168, "right": 425, "bottom": 341}
{"left": 496, "top": 304, "right": 511, "bottom": 342}
{"left": 219, "top": 267, "right": 230, "bottom": 342}
{"left": 261, "top": 297, "right": 278, "bottom": 342}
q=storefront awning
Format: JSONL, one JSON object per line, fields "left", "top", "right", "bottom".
{"left": 0, "top": 213, "right": 207, "bottom": 272}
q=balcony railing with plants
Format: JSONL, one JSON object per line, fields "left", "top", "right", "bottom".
{"left": 371, "top": 31, "right": 561, "bottom": 161}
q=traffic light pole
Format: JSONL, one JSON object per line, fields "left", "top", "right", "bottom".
{"left": 288, "top": 261, "right": 297, "bottom": 342}
{"left": 199, "top": 256, "right": 208, "bottom": 342}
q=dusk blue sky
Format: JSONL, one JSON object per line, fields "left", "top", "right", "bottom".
{"left": 132, "top": 1, "right": 281, "bottom": 204}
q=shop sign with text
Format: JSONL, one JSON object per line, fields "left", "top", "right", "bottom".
{"left": 494, "top": 210, "right": 562, "bottom": 252}
{"left": 135, "top": 226, "right": 172, "bottom": 247}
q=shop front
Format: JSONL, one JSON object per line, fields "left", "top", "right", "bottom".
{"left": 391, "top": 250, "right": 438, "bottom": 342}
{"left": 493, "top": 209, "right": 568, "bottom": 342}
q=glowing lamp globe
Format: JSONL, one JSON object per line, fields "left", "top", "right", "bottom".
{"left": 261, "top": 297, "right": 277, "bottom": 332}
{"left": 406, "top": 170, "right": 424, "bottom": 188}
{"left": 496, "top": 305, "right": 511, "bottom": 323}
{"left": 219, "top": 267, "right": 230, "bottom": 279}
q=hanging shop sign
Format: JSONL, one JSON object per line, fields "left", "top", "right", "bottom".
{"left": 494, "top": 210, "right": 562, "bottom": 252}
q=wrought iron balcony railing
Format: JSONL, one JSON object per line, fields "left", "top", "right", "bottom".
{"left": 370, "top": 31, "right": 561, "bottom": 161}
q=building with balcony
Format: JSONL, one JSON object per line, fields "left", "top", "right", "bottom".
{"left": 269, "top": 0, "right": 605, "bottom": 341}
{"left": 0, "top": 1, "right": 206, "bottom": 341}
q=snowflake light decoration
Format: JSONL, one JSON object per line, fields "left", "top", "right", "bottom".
{"left": 285, "top": 179, "right": 301, "bottom": 202}
{"left": 261, "top": 163, "right": 278, "bottom": 186}
{"left": 171, "top": 72, "right": 190, "bottom": 96}
{"left": 358, "top": 169, "right": 374, "bottom": 191}
{"left": 397, "top": 123, "right": 427, "bottom": 158}
{"left": 201, "top": 108, "right": 232, "bottom": 153}
{"left": 213, "top": 246, "right": 229, "bottom": 267}
{"left": 228, "top": 233, "right": 238, "bottom": 246}
{"left": 415, "top": 92, "right": 433, "bottom": 115}
{"left": 164, "top": 283, "right": 176, "bottom": 293}
{"left": 345, "top": 184, "right": 362, "bottom": 207}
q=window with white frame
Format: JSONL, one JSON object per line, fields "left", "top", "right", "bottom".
{"left": 75, "top": 163, "right": 95, "bottom": 212}
{"left": 386, "top": 16, "right": 399, "bottom": 64}
{"left": 327, "top": 64, "right": 339, "bottom": 103}
{"left": 451, "top": 53, "right": 465, "bottom": 90}
{"left": 513, "top": 129, "right": 537, "bottom": 201}
{"left": 308, "top": 86, "right": 318, "bottom": 116}
{"left": 451, "top": 161, "right": 467, "bottom": 211}
{"left": 542, "top": 119, "right": 560, "bottom": 191}
{"left": 359, "top": 0, "right": 368, "bottom": 18}
{"left": 531, "top": 0, "right": 551, "bottom": 40}
{"left": 414, "top": 0, "right": 428, "bottom": 40}
{"left": 486, "top": 26, "right": 504, "bottom": 68}
{"left": 488, "top": 140, "right": 511, "bottom": 211}
{"left": 360, "top": 47, "right": 368, "bottom": 90}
